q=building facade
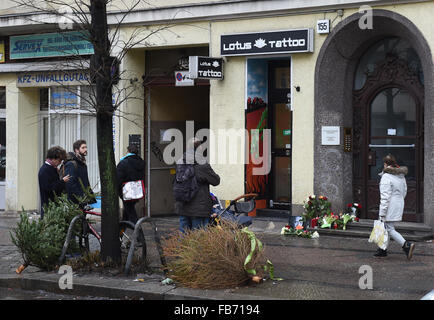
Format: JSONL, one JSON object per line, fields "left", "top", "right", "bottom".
{"left": 0, "top": 0, "right": 433, "bottom": 232}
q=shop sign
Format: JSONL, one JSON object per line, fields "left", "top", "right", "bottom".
{"left": 10, "top": 31, "right": 94, "bottom": 60}
{"left": 221, "top": 28, "right": 313, "bottom": 56}
{"left": 0, "top": 41, "right": 5, "bottom": 63}
{"left": 175, "top": 71, "right": 194, "bottom": 86}
{"left": 16, "top": 70, "right": 90, "bottom": 87}
{"left": 189, "top": 56, "right": 223, "bottom": 80}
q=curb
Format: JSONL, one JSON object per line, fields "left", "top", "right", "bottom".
{"left": 0, "top": 273, "right": 272, "bottom": 300}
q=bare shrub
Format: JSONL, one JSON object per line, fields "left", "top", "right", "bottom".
{"left": 162, "top": 221, "right": 266, "bottom": 289}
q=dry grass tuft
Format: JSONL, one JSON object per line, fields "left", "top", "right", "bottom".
{"left": 162, "top": 221, "right": 266, "bottom": 289}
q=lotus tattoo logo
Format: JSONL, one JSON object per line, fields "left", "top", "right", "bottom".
{"left": 254, "top": 38, "right": 267, "bottom": 49}
{"left": 212, "top": 61, "right": 220, "bottom": 68}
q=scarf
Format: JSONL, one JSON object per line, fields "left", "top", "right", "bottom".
{"left": 45, "top": 159, "right": 56, "bottom": 167}
{"left": 75, "top": 152, "right": 86, "bottom": 164}
{"left": 120, "top": 153, "right": 135, "bottom": 161}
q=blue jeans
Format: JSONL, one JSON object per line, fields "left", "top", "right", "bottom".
{"left": 179, "top": 216, "right": 209, "bottom": 233}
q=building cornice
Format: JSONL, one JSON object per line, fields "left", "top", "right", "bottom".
{"left": 0, "top": 0, "right": 430, "bottom": 32}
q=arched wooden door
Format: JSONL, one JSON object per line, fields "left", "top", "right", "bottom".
{"left": 353, "top": 54, "right": 424, "bottom": 222}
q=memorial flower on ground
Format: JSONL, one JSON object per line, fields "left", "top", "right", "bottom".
{"left": 281, "top": 225, "right": 319, "bottom": 239}
{"left": 302, "top": 194, "right": 332, "bottom": 221}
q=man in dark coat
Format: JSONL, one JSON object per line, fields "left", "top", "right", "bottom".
{"left": 175, "top": 138, "right": 220, "bottom": 233}
{"left": 38, "top": 146, "right": 70, "bottom": 219}
{"left": 64, "top": 140, "right": 96, "bottom": 206}
{"left": 117, "top": 144, "right": 145, "bottom": 224}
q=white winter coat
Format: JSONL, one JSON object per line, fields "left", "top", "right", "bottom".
{"left": 378, "top": 166, "right": 408, "bottom": 222}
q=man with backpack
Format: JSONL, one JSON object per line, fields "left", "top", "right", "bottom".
{"left": 62, "top": 139, "right": 96, "bottom": 207}
{"left": 174, "top": 138, "right": 220, "bottom": 233}
{"left": 116, "top": 144, "right": 145, "bottom": 224}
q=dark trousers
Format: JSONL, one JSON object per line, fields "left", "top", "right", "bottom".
{"left": 179, "top": 216, "right": 209, "bottom": 233}
{"left": 122, "top": 200, "right": 138, "bottom": 224}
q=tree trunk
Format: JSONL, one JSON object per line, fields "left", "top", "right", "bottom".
{"left": 91, "top": 0, "right": 121, "bottom": 263}
{"left": 97, "top": 111, "right": 121, "bottom": 263}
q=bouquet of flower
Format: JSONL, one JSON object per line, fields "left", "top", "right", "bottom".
{"left": 345, "top": 203, "right": 362, "bottom": 217}
{"left": 318, "top": 212, "right": 359, "bottom": 230}
{"left": 281, "top": 225, "right": 320, "bottom": 239}
{"left": 302, "top": 195, "right": 332, "bottom": 221}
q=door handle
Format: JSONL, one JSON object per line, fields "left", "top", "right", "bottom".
{"left": 369, "top": 144, "right": 415, "bottom": 148}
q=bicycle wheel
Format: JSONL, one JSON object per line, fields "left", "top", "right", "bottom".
{"left": 119, "top": 221, "right": 147, "bottom": 267}
{"left": 79, "top": 222, "right": 101, "bottom": 254}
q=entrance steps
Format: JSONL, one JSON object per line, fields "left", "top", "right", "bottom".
{"left": 307, "top": 219, "right": 433, "bottom": 242}
{"left": 252, "top": 210, "right": 433, "bottom": 241}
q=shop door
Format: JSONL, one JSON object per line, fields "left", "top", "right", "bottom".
{"left": 353, "top": 56, "right": 424, "bottom": 222}
{"left": 268, "top": 60, "right": 292, "bottom": 210}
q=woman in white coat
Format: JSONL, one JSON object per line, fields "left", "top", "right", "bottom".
{"left": 374, "top": 154, "right": 415, "bottom": 260}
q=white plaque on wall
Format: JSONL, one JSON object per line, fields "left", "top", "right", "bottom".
{"left": 321, "top": 126, "right": 340, "bottom": 145}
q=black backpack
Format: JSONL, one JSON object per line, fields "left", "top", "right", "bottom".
{"left": 173, "top": 163, "right": 199, "bottom": 203}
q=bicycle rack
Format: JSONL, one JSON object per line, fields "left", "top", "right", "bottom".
{"left": 124, "top": 217, "right": 167, "bottom": 276}
{"left": 58, "top": 214, "right": 83, "bottom": 264}
{"left": 59, "top": 214, "right": 167, "bottom": 276}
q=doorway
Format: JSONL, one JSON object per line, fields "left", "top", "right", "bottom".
{"left": 353, "top": 49, "right": 424, "bottom": 222}
{"left": 268, "top": 60, "right": 292, "bottom": 210}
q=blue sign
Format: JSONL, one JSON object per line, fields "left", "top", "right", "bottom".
{"left": 10, "top": 31, "right": 94, "bottom": 59}
{"left": 16, "top": 71, "right": 90, "bottom": 87}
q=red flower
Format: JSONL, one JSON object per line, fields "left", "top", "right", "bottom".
{"left": 333, "top": 223, "right": 338, "bottom": 229}
{"left": 308, "top": 201, "right": 312, "bottom": 206}
{"left": 355, "top": 217, "right": 360, "bottom": 222}
{"left": 347, "top": 203, "right": 352, "bottom": 208}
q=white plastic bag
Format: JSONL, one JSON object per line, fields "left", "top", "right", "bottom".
{"left": 368, "top": 220, "right": 389, "bottom": 250}
{"left": 122, "top": 180, "right": 145, "bottom": 201}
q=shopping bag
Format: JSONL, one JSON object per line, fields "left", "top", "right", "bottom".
{"left": 122, "top": 180, "right": 145, "bottom": 201}
{"left": 368, "top": 220, "right": 389, "bottom": 250}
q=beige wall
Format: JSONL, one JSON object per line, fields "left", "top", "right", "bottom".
{"left": 1, "top": 75, "right": 39, "bottom": 212}
{"left": 206, "top": 1, "right": 434, "bottom": 206}
{"left": 208, "top": 15, "right": 321, "bottom": 203}
{"left": 121, "top": 22, "right": 210, "bottom": 49}
{"left": 2, "top": 1, "right": 434, "bottom": 212}
{"left": 118, "top": 49, "right": 146, "bottom": 160}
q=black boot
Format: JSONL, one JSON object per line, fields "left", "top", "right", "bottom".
{"left": 402, "top": 241, "right": 415, "bottom": 260}
{"left": 374, "top": 248, "right": 387, "bottom": 257}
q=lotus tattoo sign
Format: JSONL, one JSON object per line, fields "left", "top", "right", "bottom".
{"left": 221, "top": 29, "right": 313, "bottom": 56}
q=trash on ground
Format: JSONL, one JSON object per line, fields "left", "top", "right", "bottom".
{"left": 161, "top": 278, "right": 174, "bottom": 285}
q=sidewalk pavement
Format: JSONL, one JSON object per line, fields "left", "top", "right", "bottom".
{"left": 1, "top": 213, "right": 433, "bottom": 300}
